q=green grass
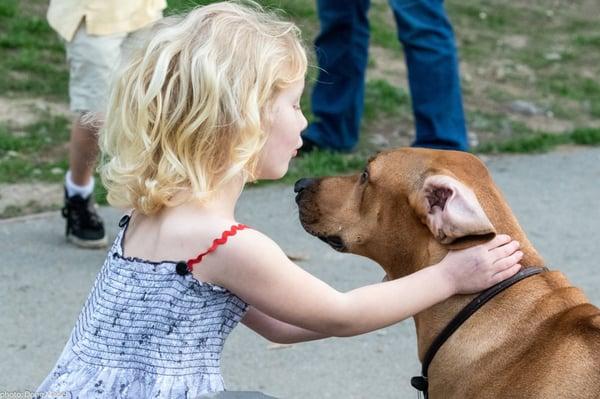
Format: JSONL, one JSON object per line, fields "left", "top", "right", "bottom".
{"left": 2, "top": 0, "right": 600, "bottom": 217}
{"left": 571, "top": 128, "right": 600, "bottom": 145}
{"left": 573, "top": 34, "right": 600, "bottom": 48}
{"left": 0, "top": 0, "right": 68, "bottom": 97}
{"left": 166, "top": 0, "right": 316, "bottom": 19}
{"left": 0, "top": 200, "right": 58, "bottom": 218}
{"left": 363, "top": 79, "right": 409, "bottom": 121}
{"left": 476, "top": 128, "right": 600, "bottom": 154}
{"left": 279, "top": 149, "right": 367, "bottom": 184}
{"left": 539, "top": 76, "right": 600, "bottom": 119}
{"left": 0, "top": 115, "right": 70, "bottom": 183}
{"left": 369, "top": 6, "right": 398, "bottom": 50}
{"left": 0, "top": 116, "right": 68, "bottom": 152}
{"left": 468, "top": 111, "right": 532, "bottom": 138}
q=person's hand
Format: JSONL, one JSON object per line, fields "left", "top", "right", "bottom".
{"left": 438, "top": 234, "right": 523, "bottom": 295}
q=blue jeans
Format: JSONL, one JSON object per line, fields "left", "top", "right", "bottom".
{"left": 304, "top": 0, "right": 469, "bottom": 151}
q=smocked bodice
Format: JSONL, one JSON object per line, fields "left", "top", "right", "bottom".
{"left": 37, "top": 222, "right": 248, "bottom": 398}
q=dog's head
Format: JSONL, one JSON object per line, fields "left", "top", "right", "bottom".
{"left": 295, "top": 148, "right": 541, "bottom": 278}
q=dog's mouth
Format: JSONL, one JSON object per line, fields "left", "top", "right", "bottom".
{"left": 317, "top": 234, "right": 346, "bottom": 252}
{"left": 299, "top": 213, "right": 347, "bottom": 252}
{"left": 294, "top": 181, "right": 346, "bottom": 252}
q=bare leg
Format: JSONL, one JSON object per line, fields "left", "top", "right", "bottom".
{"left": 68, "top": 114, "right": 100, "bottom": 186}
{"left": 62, "top": 113, "right": 107, "bottom": 248}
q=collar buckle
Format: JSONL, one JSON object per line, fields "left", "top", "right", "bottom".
{"left": 411, "top": 375, "right": 428, "bottom": 392}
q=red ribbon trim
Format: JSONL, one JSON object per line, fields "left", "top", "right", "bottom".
{"left": 186, "top": 224, "right": 248, "bottom": 273}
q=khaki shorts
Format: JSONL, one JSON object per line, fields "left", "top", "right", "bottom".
{"left": 66, "top": 23, "right": 127, "bottom": 113}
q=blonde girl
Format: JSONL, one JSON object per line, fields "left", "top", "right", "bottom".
{"left": 37, "top": 2, "right": 522, "bottom": 398}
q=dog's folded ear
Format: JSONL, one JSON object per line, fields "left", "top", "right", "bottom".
{"left": 409, "top": 174, "right": 496, "bottom": 245}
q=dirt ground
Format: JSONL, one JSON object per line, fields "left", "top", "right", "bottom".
{"left": 0, "top": 97, "right": 71, "bottom": 216}
{"left": 2, "top": 0, "right": 600, "bottom": 217}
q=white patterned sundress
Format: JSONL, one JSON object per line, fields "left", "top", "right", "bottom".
{"left": 36, "top": 215, "right": 249, "bottom": 398}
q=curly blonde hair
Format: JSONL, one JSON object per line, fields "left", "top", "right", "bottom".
{"left": 99, "top": 1, "right": 307, "bottom": 214}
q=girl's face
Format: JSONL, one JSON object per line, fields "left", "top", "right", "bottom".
{"left": 256, "top": 79, "right": 308, "bottom": 180}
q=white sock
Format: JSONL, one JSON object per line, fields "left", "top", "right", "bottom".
{"left": 65, "top": 170, "right": 94, "bottom": 199}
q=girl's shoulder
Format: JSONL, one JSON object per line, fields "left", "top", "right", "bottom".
{"left": 124, "top": 211, "right": 253, "bottom": 263}
{"left": 188, "top": 224, "right": 286, "bottom": 286}
{"left": 182, "top": 217, "right": 276, "bottom": 254}
{"left": 193, "top": 223, "right": 280, "bottom": 265}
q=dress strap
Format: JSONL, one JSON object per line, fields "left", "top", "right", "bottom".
{"left": 175, "top": 224, "right": 249, "bottom": 276}
{"left": 118, "top": 214, "right": 131, "bottom": 228}
{"left": 112, "top": 212, "right": 134, "bottom": 257}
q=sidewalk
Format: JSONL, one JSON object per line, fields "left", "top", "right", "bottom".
{"left": 1, "top": 146, "right": 599, "bottom": 398}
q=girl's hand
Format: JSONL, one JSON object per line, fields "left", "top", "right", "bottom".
{"left": 439, "top": 234, "right": 523, "bottom": 295}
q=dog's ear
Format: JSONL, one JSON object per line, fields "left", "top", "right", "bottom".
{"left": 409, "top": 175, "right": 495, "bottom": 245}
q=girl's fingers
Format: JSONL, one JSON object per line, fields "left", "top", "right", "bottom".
{"left": 491, "top": 263, "right": 522, "bottom": 284}
{"left": 490, "top": 240, "right": 520, "bottom": 260}
{"left": 493, "top": 251, "right": 524, "bottom": 272}
{"left": 484, "top": 234, "right": 512, "bottom": 250}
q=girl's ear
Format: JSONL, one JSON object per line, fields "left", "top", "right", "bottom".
{"left": 409, "top": 174, "right": 495, "bottom": 245}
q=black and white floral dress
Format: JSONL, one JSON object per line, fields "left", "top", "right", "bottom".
{"left": 37, "top": 216, "right": 249, "bottom": 398}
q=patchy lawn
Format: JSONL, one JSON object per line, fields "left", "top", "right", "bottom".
{"left": 1, "top": 0, "right": 599, "bottom": 216}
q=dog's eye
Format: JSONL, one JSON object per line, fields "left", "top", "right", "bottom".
{"left": 359, "top": 170, "right": 369, "bottom": 184}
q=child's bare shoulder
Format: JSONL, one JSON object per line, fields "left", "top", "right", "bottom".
{"left": 211, "top": 225, "right": 282, "bottom": 261}
{"left": 191, "top": 224, "right": 286, "bottom": 285}
{"left": 126, "top": 212, "right": 262, "bottom": 262}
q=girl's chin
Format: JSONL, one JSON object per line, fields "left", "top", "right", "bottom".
{"left": 255, "top": 165, "right": 289, "bottom": 181}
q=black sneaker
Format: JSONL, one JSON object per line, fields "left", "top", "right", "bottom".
{"left": 61, "top": 189, "right": 108, "bottom": 248}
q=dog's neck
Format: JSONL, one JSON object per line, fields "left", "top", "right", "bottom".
{"left": 368, "top": 190, "right": 547, "bottom": 360}
{"left": 378, "top": 221, "right": 545, "bottom": 362}
{"left": 420, "top": 241, "right": 544, "bottom": 360}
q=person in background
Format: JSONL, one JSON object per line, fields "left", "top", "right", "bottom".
{"left": 303, "top": 0, "right": 469, "bottom": 152}
{"left": 47, "top": 0, "right": 166, "bottom": 248}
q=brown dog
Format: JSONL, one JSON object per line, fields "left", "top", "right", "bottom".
{"left": 294, "top": 147, "right": 600, "bottom": 398}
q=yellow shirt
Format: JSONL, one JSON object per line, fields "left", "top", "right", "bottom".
{"left": 47, "top": 0, "right": 167, "bottom": 41}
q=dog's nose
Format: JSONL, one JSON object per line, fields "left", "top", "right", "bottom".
{"left": 294, "top": 178, "right": 317, "bottom": 193}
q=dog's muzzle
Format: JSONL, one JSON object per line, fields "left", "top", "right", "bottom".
{"left": 294, "top": 178, "right": 347, "bottom": 252}
{"left": 294, "top": 177, "right": 318, "bottom": 204}
{"left": 317, "top": 234, "right": 346, "bottom": 252}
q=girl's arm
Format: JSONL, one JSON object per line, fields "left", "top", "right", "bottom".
{"left": 199, "top": 230, "right": 521, "bottom": 338}
{"left": 242, "top": 306, "right": 329, "bottom": 344}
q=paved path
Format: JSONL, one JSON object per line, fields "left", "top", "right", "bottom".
{"left": 1, "top": 146, "right": 599, "bottom": 398}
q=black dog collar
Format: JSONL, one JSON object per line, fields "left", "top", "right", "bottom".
{"left": 411, "top": 266, "right": 547, "bottom": 398}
